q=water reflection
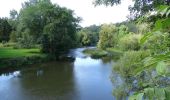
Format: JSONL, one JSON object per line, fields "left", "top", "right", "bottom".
{"left": 0, "top": 48, "right": 114, "bottom": 100}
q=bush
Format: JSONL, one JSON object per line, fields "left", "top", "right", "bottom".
{"left": 9, "top": 31, "right": 17, "bottom": 42}
{"left": 114, "top": 50, "right": 150, "bottom": 78}
{"left": 106, "top": 48, "right": 123, "bottom": 59}
{"left": 142, "top": 31, "right": 170, "bottom": 54}
{"left": 2, "top": 42, "right": 16, "bottom": 47}
{"left": 118, "top": 34, "right": 142, "bottom": 51}
{"left": 136, "top": 23, "right": 151, "bottom": 34}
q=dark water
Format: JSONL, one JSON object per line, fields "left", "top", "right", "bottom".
{"left": 0, "top": 48, "right": 115, "bottom": 100}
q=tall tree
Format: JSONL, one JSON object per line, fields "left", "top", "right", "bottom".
{"left": 17, "top": 0, "right": 80, "bottom": 55}
{"left": 97, "top": 24, "right": 118, "bottom": 49}
{"left": 17, "top": 0, "right": 54, "bottom": 43}
{"left": 0, "top": 18, "right": 12, "bottom": 42}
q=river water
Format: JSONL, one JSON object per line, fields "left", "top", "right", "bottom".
{"left": 0, "top": 48, "right": 115, "bottom": 100}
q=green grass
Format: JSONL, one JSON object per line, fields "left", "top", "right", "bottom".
{"left": 83, "top": 48, "right": 108, "bottom": 58}
{"left": 0, "top": 47, "right": 43, "bottom": 58}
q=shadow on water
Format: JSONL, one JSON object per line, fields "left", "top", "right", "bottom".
{"left": 0, "top": 47, "right": 117, "bottom": 100}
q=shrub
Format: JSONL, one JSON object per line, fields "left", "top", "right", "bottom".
{"left": 142, "top": 31, "right": 170, "bottom": 54}
{"left": 136, "top": 23, "right": 151, "bottom": 34}
{"left": 2, "top": 42, "right": 16, "bottom": 47}
{"left": 114, "top": 50, "right": 150, "bottom": 78}
{"left": 118, "top": 34, "right": 142, "bottom": 51}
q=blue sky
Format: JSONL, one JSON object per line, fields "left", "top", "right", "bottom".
{"left": 0, "top": 0, "right": 133, "bottom": 27}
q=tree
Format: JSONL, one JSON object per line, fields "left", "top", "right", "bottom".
{"left": 40, "top": 5, "right": 80, "bottom": 56}
{"left": 8, "top": 10, "right": 19, "bottom": 42}
{"left": 117, "top": 25, "right": 129, "bottom": 38}
{"left": 10, "top": 9, "right": 18, "bottom": 20}
{"left": 77, "top": 25, "right": 100, "bottom": 46}
{"left": 17, "top": 0, "right": 53, "bottom": 44}
{"left": 0, "top": 18, "right": 12, "bottom": 42}
{"left": 94, "top": 0, "right": 170, "bottom": 18}
{"left": 15, "top": 0, "right": 80, "bottom": 55}
{"left": 97, "top": 24, "right": 118, "bottom": 49}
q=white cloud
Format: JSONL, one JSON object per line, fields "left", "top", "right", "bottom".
{"left": 0, "top": 0, "right": 133, "bottom": 27}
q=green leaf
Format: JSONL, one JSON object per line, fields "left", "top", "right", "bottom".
{"left": 129, "top": 93, "right": 144, "bottom": 100}
{"left": 157, "top": 5, "right": 169, "bottom": 13}
{"left": 156, "top": 61, "right": 167, "bottom": 76}
{"left": 144, "top": 88, "right": 155, "bottom": 100}
{"left": 143, "top": 57, "right": 158, "bottom": 69}
{"left": 162, "top": 18, "right": 170, "bottom": 29}
{"left": 140, "top": 32, "right": 152, "bottom": 45}
{"left": 166, "top": 10, "right": 170, "bottom": 17}
{"left": 155, "top": 88, "right": 166, "bottom": 100}
{"left": 160, "top": 7, "right": 169, "bottom": 16}
{"left": 154, "top": 20, "right": 163, "bottom": 31}
{"left": 165, "top": 87, "right": 170, "bottom": 100}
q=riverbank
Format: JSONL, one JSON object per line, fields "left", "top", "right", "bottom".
{"left": 0, "top": 47, "right": 114, "bottom": 100}
{"left": 0, "top": 47, "right": 48, "bottom": 71}
{"left": 0, "top": 46, "right": 75, "bottom": 72}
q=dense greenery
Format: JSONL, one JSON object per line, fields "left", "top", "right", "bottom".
{"left": 77, "top": 25, "right": 100, "bottom": 46}
{"left": 94, "top": 2, "right": 170, "bottom": 99}
{"left": 18, "top": 0, "right": 80, "bottom": 56}
{"left": 94, "top": 0, "right": 170, "bottom": 18}
{"left": 0, "top": 18, "right": 12, "bottom": 42}
{"left": 0, "top": 0, "right": 81, "bottom": 69}
{"left": 0, "top": 0, "right": 170, "bottom": 99}
{"left": 0, "top": 0, "right": 81, "bottom": 58}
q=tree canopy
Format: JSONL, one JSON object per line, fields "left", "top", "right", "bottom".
{"left": 94, "top": 0, "right": 170, "bottom": 18}
{"left": 0, "top": 18, "right": 12, "bottom": 42}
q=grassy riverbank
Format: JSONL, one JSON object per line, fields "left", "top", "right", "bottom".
{"left": 0, "top": 47, "right": 42, "bottom": 58}
{"left": 0, "top": 46, "right": 49, "bottom": 70}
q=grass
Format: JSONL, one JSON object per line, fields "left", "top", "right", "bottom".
{"left": 0, "top": 47, "right": 43, "bottom": 58}
{"left": 83, "top": 48, "right": 108, "bottom": 58}
{"left": 0, "top": 46, "right": 47, "bottom": 70}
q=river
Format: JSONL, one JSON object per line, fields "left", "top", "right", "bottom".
{"left": 0, "top": 47, "right": 115, "bottom": 100}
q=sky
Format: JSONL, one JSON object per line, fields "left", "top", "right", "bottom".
{"left": 0, "top": 0, "right": 133, "bottom": 27}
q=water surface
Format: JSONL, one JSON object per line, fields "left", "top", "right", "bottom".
{"left": 0, "top": 48, "right": 114, "bottom": 100}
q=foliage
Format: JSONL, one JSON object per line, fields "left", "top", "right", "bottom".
{"left": 129, "top": 87, "right": 170, "bottom": 100}
{"left": 136, "top": 23, "right": 151, "bottom": 34}
{"left": 117, "top": 25, "right": 129, "bottom": 38}
{"left": 41, "top": 7, "right": 79, "bottom": 56}
{"left": 97, "top": 24, "right": 118, "bottom": 49}
{"left": 83, "top": 48, "right": 107, "bottom": 58}
{"left": 114, "top": 50, "right": 150, "bottom": 78}
{"left": 128, "top": 5, "right": 170, "bottom": 99}
{"left": 12, "top": 0, "right": 80, "bottom": 56}
{"left": 94, "top": 0, "right": 169, "bottom": 17}
{"left": 77, "top": 25, "right": 100, "bottom": 46}
{"left": 9, "top": 31, "right": 17, "bottom": 42}
{"left": 17, "top": 0, "right": 54, "bottom": 46}
{"left": 0, "top": 18, "right": 12, "bottom": 42}
{"left": 0, "top": 42, "right": 16, "bottom": 48}
{"left": 77, "top": 29, "right": 98, "bottom": 46}
{"left": 118, "top": 34, "right": 142, "bottom": 51}
{"left": 142, "top": 31, "right": 170, "bottom": 54}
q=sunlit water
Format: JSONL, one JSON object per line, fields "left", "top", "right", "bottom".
{"left": 0, "top": 48, "right": 115, "bottom": 100}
